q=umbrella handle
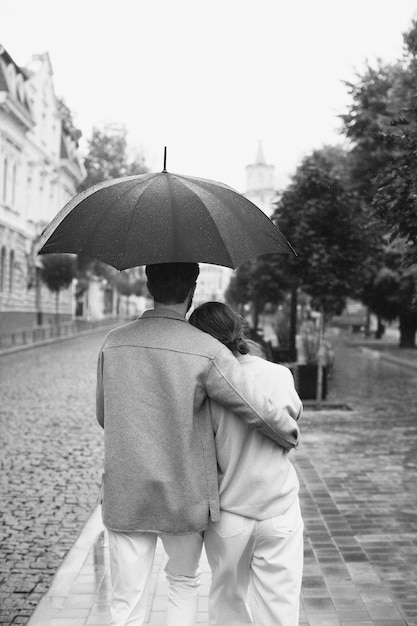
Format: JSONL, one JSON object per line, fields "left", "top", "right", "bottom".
{"left": 163, "top": 146, "right": 167, "bottom": 172}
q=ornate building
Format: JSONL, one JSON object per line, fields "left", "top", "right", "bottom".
{"left": 0, "top": 46, "right": 85, "bottom": 332}
{"left": 244, "top": 141, "right": 276, "bottom": 217}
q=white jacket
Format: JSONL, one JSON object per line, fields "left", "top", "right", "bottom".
{"left": 210, "top": 354, "right": 302, "bottom": 520}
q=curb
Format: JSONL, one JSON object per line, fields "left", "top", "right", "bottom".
{"left": 27, "top": 506, "right": 104, "bottom": 625}
{"left": 302, "top": 402, "right": 353, "bottom": 412}
{"left": 358, "top": 346, "right": 417, "bottom": 371}
{"left": 0, "top": 324, "right": 117, "bottom": 357}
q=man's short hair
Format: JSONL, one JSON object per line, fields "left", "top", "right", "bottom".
{"left": 146, "top": 263, "right": 199, "bottom": 304}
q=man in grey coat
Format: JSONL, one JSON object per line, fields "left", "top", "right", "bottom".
{"left": 96, "top": 262, "right": 302, "bottom": 626}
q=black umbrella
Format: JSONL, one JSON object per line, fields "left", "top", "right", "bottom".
{"left": 38, "top": 154, "right": 295, "bottom": 270}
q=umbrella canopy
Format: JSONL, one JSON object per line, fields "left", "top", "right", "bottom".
{"left": 37, "top": 171, "right": 295, "bottom": 270}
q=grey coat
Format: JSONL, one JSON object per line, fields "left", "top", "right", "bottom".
{"left": 96, "top": 308, "right": 301, "bottom": 534}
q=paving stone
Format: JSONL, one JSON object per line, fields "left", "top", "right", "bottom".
{"left": 0, "top": 332, "right": 107, "bottom": 624}
{"left": 2, "top": 329, "right": 417, "bottom": 625}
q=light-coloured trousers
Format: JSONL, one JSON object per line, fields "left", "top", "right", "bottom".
{"left": 107, "top": 529, "right": 203, "bottom": 626}
{"left": 204, "top": 499, "right": 304, "bottom": 626}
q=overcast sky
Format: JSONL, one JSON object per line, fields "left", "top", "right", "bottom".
{"left": 2, "top": 0, "right": 417, "bottom": 192}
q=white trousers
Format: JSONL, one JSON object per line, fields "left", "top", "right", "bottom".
{"left": 107, "top": 529, "right": 203, "bottom": 626}
{"left": 204, "top": 499, "right": 304, "bottom": 626}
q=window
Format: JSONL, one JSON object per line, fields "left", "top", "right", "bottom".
{"left": 0, "top": 246, "right": 5, "bottom": 292}
{"left": 11, "top": 163, "right": 16, "bottom": 206}
{"left": 3, "top": 158, "right": 8, "bottom": 202}
{"left": 9, "top": 249, "right": 14, "bottom": 293}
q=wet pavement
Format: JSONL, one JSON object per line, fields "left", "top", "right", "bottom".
{"left": 0, "top": 332, "right": 106, "bottom": 625}
{"left": 1, "top": 328, "right": 417, "bottom": 625}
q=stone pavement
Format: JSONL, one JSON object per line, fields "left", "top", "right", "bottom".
{"left": 0, "top": 332, "right": 108, "bottom": 625}
{"left": 3, "top": 328, "right": 417, "bottom": 625}
{"left": 26, "top": 409, "right": 417, "bottom": 626}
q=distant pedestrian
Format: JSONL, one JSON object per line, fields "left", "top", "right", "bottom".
{"left": 189, "top": 301, "right": 304, "bottom": 626}
{"left": 96, "top": 263, "right": 301, "bottom": 626}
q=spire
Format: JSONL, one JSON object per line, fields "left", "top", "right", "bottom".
{"left": 255, "top": 140, "right": 266, "bottom": 165}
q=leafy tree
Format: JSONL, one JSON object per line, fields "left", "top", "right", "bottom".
{"left": 227, "top": 146, "right": 369, "bottom": 358}
{"left": 40, "top": 254, "right": 76, "bottom": 323}
{"left": 113, "top": 270, "right": 146, "bottom": 298}
{"left": 226, "top": 257, "right": 288, "bottom": 329}
{"left": 272, "top": 147, "right": 370, "bottom": 320}
{"left": 340, "top": 20, "right": 417, "bottom": 346}
{"left": 340, "top": 61, "right": 407, "bottom": 202}
{"left": 371, "top": 22, "right": 417, "bottom": 267}
{"left": 79, "top": 125, "right": 148, "bottom": 191}
{"left": 225, "top": 263, "right": 252, "bottom": 311}
{"left": 57, "top": 98, "right": 82, "bottom": 142}
{"left": 76, "top": 125, "right": 149, "bottom": 312}
{"left": 361, "top": 245, "right": 417, "bottom": 347}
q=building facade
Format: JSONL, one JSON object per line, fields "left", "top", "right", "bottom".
{"left": 193, "top": 263, "right": 233, "bottom": 307}
{"left": 0, "top": 46, "right": 85, "bottom": 332}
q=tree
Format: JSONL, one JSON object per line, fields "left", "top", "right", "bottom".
{"left": 226, "top": 257, "right": 288, "bottom": 330}
{"left": 341, "top": 50, "right": 417, "bottom": 264}
{"left": 79, "top": 125, "right": 148, "bottom": 191}
{"left": 272, "top": 147, "right": 370, "bottom": 320}
{"left": 372, "top": 21, "right": 417, "bottom": 267}
{"left": 39, "top": 254, "right": 76, "bottom": 323}
{"left": 225, "top": 262, "right": 253, "bottom": 312}
{"left": 340, "top": 61, "right": 407, "bottom": 202}
{"left": 226, "top": 146, "right": 369, "bottom": 362}
{"left": 361, "top": 245, "right": 417, "bottom": 347}
{"left": 227, "top": 145, "right": 370, "bottom": 326}
{"left": 57, "top": 98, "right": 82, "bottom": 142}
{"left": 76, "top": 125, "right": 149, "bottom": 313}
{"left": 340, "top": 20, "right": 417, "bottom": 346}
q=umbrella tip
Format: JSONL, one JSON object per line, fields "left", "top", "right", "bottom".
{"left": 163, "top": 146, "right": 167, "bottom": 172}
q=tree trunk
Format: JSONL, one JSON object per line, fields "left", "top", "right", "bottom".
{"left": 289, "top": 286, "right": 298, "bottom": 362}
{"left": 252, "top": 304, "right": 259, "bottom": 332}
{"left": 364, "top": 307, "right": 371, "bottom": 337}
{"left": 399, "top": 311, "right": 417, "bottom": 348}
{"left": 375, "top": 315, "right": 385, "bottom": 339}
{"left": 315, "top": 308, "right": 325, "bottom": 407}
{"left": 35, "top": 268, "right": 43, "bottom": 326}
{"left": 55, "top": 291, "right": 60, "bottom": 326}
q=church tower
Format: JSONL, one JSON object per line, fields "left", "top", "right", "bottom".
{"left": 244, "top": 142, "right": 276, "bottom": 217}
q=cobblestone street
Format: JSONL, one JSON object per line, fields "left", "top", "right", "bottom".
{"left": 0, "top": 331, "right": 108, "bottom": 625}
{"left": 1, "top": 328, "right": 417, "bottom": 625}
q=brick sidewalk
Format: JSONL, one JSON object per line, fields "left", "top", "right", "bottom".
{"left": 27, "top": 507, "right": 210, "bottom": 626}
{"left": 4, "top": 333, "right": 416, "bottom": 625}
{"left": 26, "top": 409, "right": 415, "bottom": 626}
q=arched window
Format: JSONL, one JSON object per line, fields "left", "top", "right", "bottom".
{"left": 9, "top": 249, "right": 14, "bottom": 293}
{"left": 0, "top": 246, "right": 6, "bottom": 292}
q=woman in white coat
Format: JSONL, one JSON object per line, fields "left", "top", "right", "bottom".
{"left": 189, "top": 302, "right": 304, "bottom": 626}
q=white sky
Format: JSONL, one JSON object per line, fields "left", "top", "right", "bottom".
{"left": 2, "top": 0, "right": 417, "bottom": 191}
